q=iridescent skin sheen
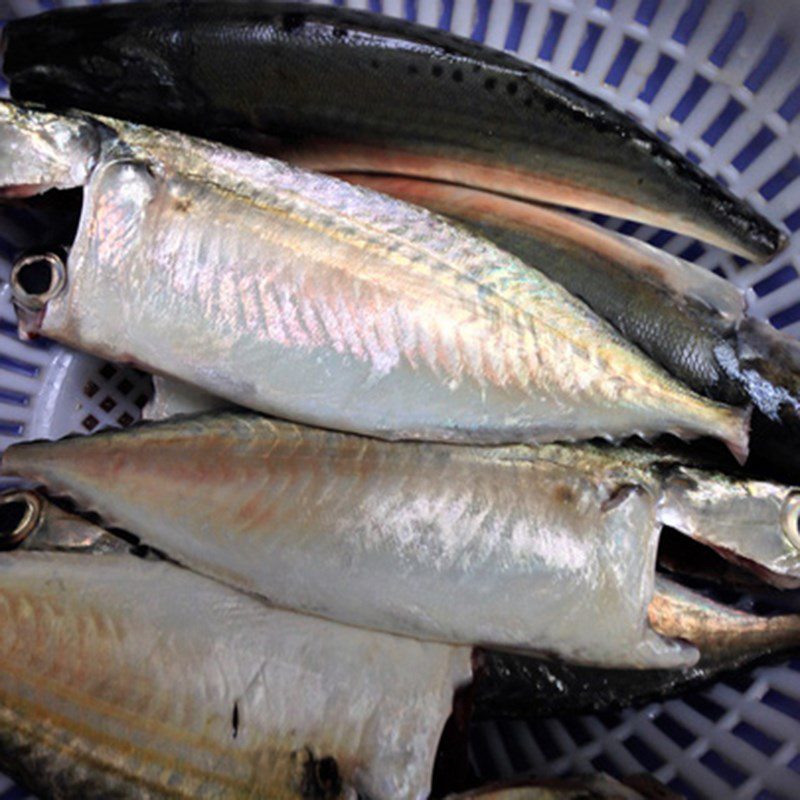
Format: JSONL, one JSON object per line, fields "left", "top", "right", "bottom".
{"left": 339, "top": 174, "right": 749, "bottom": 405}
{"left": 148, "top": 380, "right": 800, "bottom": 588}
{"left": 0, "top": 553, "right": 471, "bottom": 800}
{"left": 0, "top": 101, "right": 749, "bottom": 456}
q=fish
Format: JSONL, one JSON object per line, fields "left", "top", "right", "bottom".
{"left": 1, "top": 412, "right": 698, "bottom": 669}
{"left": 7, "top": 414, "right": 800, "bottom": 669}
{"left": 0, "top": 549, "right": 472, "bottom": 800}
{"left": 0, "top": 101, "right": 750, "bottom": 457}
{"left": 474, "top": 575, "right": 800, "bottom": 718}
{"left": 1, "top": 2, "right": 786, "bottom": 263}
{"left": 339, "top": 175, "right": 800, "bottom": 477}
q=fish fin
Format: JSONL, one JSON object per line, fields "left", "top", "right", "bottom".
{"left": 726, "top": 403, "right": 752, "bottom": 466}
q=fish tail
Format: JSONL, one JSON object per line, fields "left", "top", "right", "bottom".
{"left": 718, "top": 403, "right": 752, "bottom": 466}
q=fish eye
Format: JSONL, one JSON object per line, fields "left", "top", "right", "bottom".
{"left": 11, "top": 251, "right": 67, "bottom": 311}
{"left": 781, "top": 491, "right": 800, "bottom": 551}
{"left": 0, "top": 490, "right": 42, "bottom": 549}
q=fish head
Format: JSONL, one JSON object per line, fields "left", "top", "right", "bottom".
{"left": 659, "top": 465, "right": 800, "bottom": 589}
{"left": 0, "top": 101, "right": 99, "bottom": 198}
{"left": 0, "top": 489, "right": 128, "bottom": 554}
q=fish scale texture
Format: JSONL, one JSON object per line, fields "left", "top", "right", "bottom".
{"left": 0, "top": 1, "right": 799, "bottom": 799}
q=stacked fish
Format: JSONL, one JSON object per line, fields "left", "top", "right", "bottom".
{"left": 0, "top": 3, "right": 797, "bottom": 798}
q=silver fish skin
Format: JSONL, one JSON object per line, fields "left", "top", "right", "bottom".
{"left": 0, "top": 100, "right": 749, "bottom": 457}
{"left": 139, "top": 380, "right": 800, "bottom": 588}
{"left": 3, "top": 412, "right": 699, "bottom": 670}
{"left": 0, "top": 552, "right": 471, "bottom": 800}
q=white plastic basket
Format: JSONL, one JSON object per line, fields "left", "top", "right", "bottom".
{"left": 0, "top": 1, "right": 799, "bottom": 798}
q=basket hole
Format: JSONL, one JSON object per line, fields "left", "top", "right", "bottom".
{"left": 702, "top": 98, "right": 744, "bottom": 147}
{"left": 471, "top": 0, "right": 490, "bottom": 43}
{"left": 779, "top": 83, "right": 800, "bottom": 123}
{"left": 503, "top": 2, "right": 530, "bottom": 52}
{"left": 624, "top": 733, "right": 665, "bottom": 771}
{"left": 745, "top": 36, "right": 789, "bottom": 93}
{"left": 438, "top": 0, "right": 453, "bottom": 31}
{"left": 538, "top": 11, "right": 566, "bottom": 62}
{"left": 0, "top": 388, "right": 29, "bottom": 408}
{"left": 0, "top": 421, "right": 24, "bottom": 438}
{"left": 99, "top": 363, "right": 117, "bottom": 381}
{"left": 616, "top": 220, "right": 641, "bottom": 237}
{"left": 732, "top": 126, "right": 776, "bottom": 172}
{"left": 82, "top": 414, "right": 99, "bottom": 432}
{"left": 638, "top": 53, "right": 676, "bottom": 104}
{"left": 761, "top": 688, "right": 800, "bottom": 720}
{"left": 753, "top": 264, "right": 797, "bottom": 298}
{"left": 699, "top": 749, "right": 747, "bottom": 787}
{"left": 672, "top": 0, "right": 708, "bottom": 46}
{"left": 634, "top": 0, "right": 660, "bottom": 27}
{"left": 99, "top": 396, "right": 117, "bottom": 413}
{"left": 117, "top": 378, "right": 134, "bottom": 395}
{"left": 759, "top": 156, "right": 800, "bottom": 202}
{"left": 732, "top": 721, "right": 781, "bottom": 756}
{"left": 0, "top": 355, "right": 39, "bottom": 379}
{"left": 679, "top": 241, "right": 705, "bottom": 262}
{"left": 671, "top": 75, "right": 710, "bottom": 123}
{"left": 83, "top": 381, "right": 99, "bottom": 399}
{"left": 770, "top": 299, "right": 800, "bottom": 330}
{"left": 648, "top": 229, "right": 676, "bottom": 249}
{"left": 654, "top": 712, "right": 694, "bottom": 747}
{"left": 571, "top": 22, "right": 603, "bottom": 73}
{"left": 709, "top": 11, "right": 748, "bottom": 68}
{"left": 684, "top": 693, "right": 725, "bottom": 722}
{"left": 605, "top": 37, "right": 639, "bottom": 87}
